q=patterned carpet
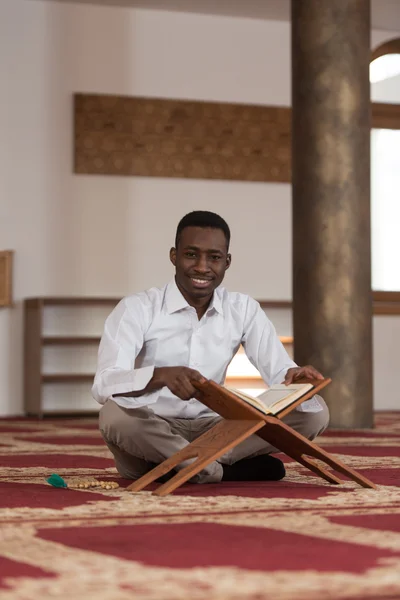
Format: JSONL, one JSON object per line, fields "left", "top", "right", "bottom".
{"left": 0, "top": 412, "right": 400, "bottom": 600}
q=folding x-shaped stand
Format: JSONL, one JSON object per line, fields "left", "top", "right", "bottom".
{"left": 127, "top": 379, "right": 376, "bottom": 496}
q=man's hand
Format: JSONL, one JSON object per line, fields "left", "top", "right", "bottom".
{"left": 153, "top": 367, "right": 206, "bottom": 401}
{"left": 284, "top": 365, "right": 324, "bottom": 385}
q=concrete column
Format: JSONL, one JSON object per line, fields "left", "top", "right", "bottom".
{"left": 291, "top": 0, "right": 373, "bottom": 428}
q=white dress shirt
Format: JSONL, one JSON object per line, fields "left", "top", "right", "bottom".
{"left": 92, "top": 279, "right": 321, "bottom": 418}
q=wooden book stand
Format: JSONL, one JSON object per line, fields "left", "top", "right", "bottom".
{"left": 127, "top": 378, "right": 376, "bottom": 496}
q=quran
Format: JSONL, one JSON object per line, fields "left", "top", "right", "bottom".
{"left": 225, "top": 382, "right": 321, "bottom": 417}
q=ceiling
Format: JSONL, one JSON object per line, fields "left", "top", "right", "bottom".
{"left": 40, "top": 0, "right": 400, "bottom": 32}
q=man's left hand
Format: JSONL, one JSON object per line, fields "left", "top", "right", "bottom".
{"left": 284, "top": 365, "right": 324, "bottom": 385}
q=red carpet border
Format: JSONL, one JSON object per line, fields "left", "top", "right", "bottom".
{"left": 0, "top": 412, "right": 399, "bottom": 599}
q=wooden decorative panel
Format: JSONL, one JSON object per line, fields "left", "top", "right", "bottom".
{"left": 74, "top": 94, "right": 291, "bottom": 183}
{"left": 74, "top": 94, "right": 400, "bottom": 182}
{"left": 0, "top": 251, "right": 13, "bottom": 307}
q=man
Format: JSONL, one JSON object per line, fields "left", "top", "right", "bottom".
{"left": 93, "top": 211, "right": 329, "bottom": 484}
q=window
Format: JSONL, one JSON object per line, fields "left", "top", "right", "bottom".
{"left": 371, "top": 129, "right": 400, "bottom": 290}
{"left": 370, "top": 39, "right": 400, "bottom": 291}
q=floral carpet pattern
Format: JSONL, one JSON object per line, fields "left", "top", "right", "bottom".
{"left": 0, "top": 412, "right": 400, "bottom": 600}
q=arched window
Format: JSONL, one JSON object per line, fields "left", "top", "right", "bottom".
{"left": 370, "top": 39, "right": 400, "bottom": 291}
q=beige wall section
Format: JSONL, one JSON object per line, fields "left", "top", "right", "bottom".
{"left": 0, "top": 0, "right": 398, "bottom": 415}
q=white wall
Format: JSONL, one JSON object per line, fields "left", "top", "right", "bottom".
{"left": 372, "top": 72, "right": 400, "bottom": 103}
{"left": 0, "top": 0, "right": 398, "bottom": 415}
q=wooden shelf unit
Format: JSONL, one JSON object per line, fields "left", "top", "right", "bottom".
{"left": 24, "top": 297, "right": 120, "bottom": 417}
{"left": 41, "top": 374, "right": 95, "bottom": 383}
{"left": 42, "top": 336, "right": 102, "bottom": 345}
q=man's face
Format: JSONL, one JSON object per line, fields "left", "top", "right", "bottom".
{"left": 170, "top": 226, "right": 231, "bottom": 302}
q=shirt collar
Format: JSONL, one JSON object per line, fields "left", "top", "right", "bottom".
{"left": 208, "top": 286, "right": 223, "bottom": 315}
{"left": 165, "top": 279, "right": 190, "bottom": 314}
{"left": 165, "top": 279, "right": 223, "bottom": 316}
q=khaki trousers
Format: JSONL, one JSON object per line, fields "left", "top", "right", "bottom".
{"left": 99, "top": 396, "right": 329, "bottom": 484}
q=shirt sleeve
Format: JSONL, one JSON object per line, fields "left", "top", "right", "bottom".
{"left": 91, "top": 298, "right": 160, "bottom": 409}
{"left": 241, "top": 297, "right": 297, "bottom": 386}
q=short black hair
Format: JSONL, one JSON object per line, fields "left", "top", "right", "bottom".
{"left": 175, "top": 211, "right": 231, "bottom": 249}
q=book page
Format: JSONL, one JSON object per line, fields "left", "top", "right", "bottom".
{"left": 224, "top": 387, "right": 271, "bottom": 415}
{"left": 224, "top": 383, "right": 314, "bottom": 416}
{"left": 257, "top": 383, "right": 314, "bottom": 413}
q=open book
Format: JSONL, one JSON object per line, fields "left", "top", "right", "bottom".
{"left": 225, "top": 382, "right": 319, "bottom": 417}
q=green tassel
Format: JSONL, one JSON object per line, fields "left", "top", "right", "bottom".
{"left": 46, "top": 473, "right": 68, "bottom": 488}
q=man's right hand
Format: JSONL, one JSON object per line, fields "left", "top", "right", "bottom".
{"left": 153, "top": 367, "right": 206, "bottom": 401}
